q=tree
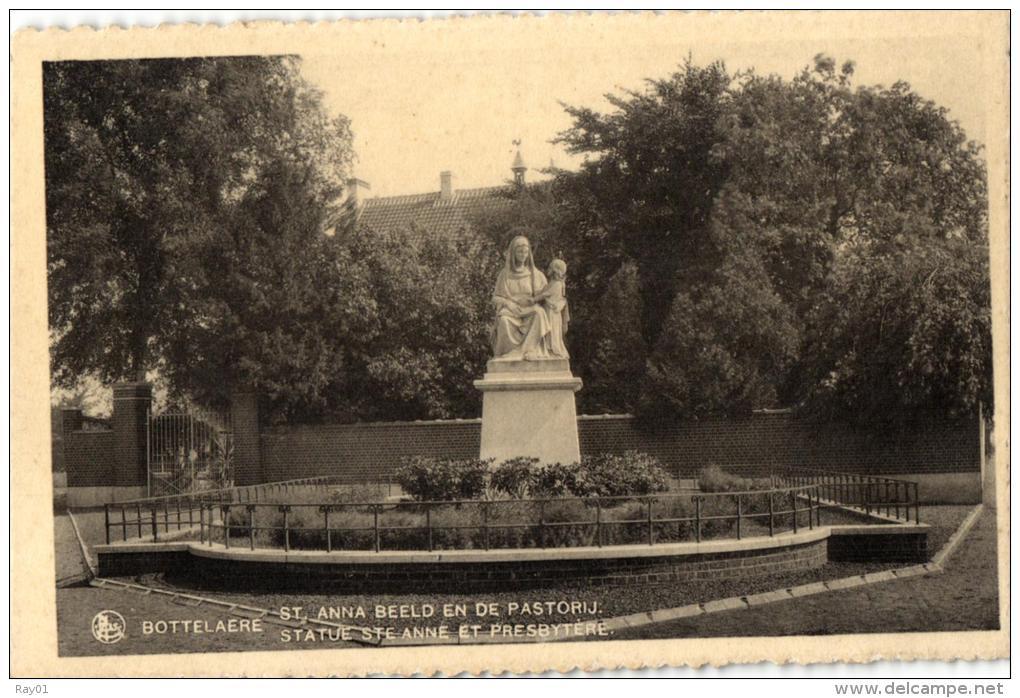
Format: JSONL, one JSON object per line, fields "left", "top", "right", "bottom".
{"left": 555, "top": 59, "right": 733, "bottom": 349}
{"left": 717, "top": 55, "right": 990, "bottom": 416}
{"left": 160, "top": 158, "right": 372, "bottom": 421}
{"left": 511, "top": 55, "right": 990, "bottom": 421}
{"left": 44, "top": 56, "right": 354, "bottom": 402}
{"left": 639, "top": 190, "right": 800, "bottom": 420}
{"left": 799, "top": 234, "right": 991, "bottom": 424}
{"left": 579, "top": 263, "right": 647, "bottom": 414}
{"left": 717, "top": 56, "right": 987, "bottom": 317}
{"left": 326, "top": 223, "right": 502, "bottom": 422}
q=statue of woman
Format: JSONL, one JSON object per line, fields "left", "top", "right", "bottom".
{"left": 490, "top": 234, "right": 569, "bottom": 360}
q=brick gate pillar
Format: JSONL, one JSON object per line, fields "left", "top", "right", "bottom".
{"left": 231, "top": 390, "right": 262, "bottom": 485}
{"left": 111, "top": 382, "right": 152, "bottom": 494}
{"left": 60, "top": 406, "right": 84, "bottom": 433}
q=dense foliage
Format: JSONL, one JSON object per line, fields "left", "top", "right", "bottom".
{"left": 697, "top": 464, "right": 772, "bottom": 493}
{"left": 395, "top": 452, "right": 669, "bottom": 502}
{"left": 394, "top": 456, "right": 491, "bottom": 502}
{"left": 528, "top": 452, "right": 670, "bottom": 498}
{"left": 475, "top": 55, "right": 991, "bottom": 424}
{"left": 47, "top": 54, "right": 991, "bottom": 426}
{"left": 45, "top": 56, "right": 355, "bottom": 415}
{"left": 325, "top": 224, "right": 502, "bottom": 422}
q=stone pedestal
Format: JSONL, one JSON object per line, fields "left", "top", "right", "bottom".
{"left": 474, "top": 358, "right": 583, "bottom": 466}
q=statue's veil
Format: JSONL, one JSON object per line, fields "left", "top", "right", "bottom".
{"left": 503, "top": 235, "right": 534, "bottom": 275}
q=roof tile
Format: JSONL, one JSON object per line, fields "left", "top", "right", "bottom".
{"left": 354, "top": 185, "right": 514, "bottom": 238}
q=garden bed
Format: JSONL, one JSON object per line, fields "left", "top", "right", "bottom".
{"left": 109, "top": 505, "right": 968, "bottom": 636}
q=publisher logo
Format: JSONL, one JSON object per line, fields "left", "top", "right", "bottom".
{"left": 91, "top": 610, "right": 126, "bottom": 644}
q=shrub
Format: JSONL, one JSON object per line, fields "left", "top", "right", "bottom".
{"left": 501, "top": 453, "right": 669, "bottom": 502}
{"left": 529, "top": 461, "right": 576, "bottom": 497}
{"left": 697, "top": 464, "right": 788, "bottom": 527}
{"left": 394, "top": 456, "right": 492, "bottom": 501}
{"left": 329, "top": 483, "right": 392, "bottom": 504}
{"left": 489, "top": 457, "right": 540, "bottom": 498}
{"left": 570, "top": 451, "right": 670, "bottom": 497}
{"left": 534, "top": 499, "right": 595, "bottom": 548}
{"left": 698, "top": 464, "right": 771, "bottom": 493}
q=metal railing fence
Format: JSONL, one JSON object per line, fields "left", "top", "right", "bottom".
{"left": 102, "top": 473, "right": 919, "bottom": 551}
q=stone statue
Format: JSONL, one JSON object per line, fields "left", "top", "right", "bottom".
{"left": 490, "top": 235, "right": 569, "bottom": 361}
{"left": 478, "top": 236, "right": 581, "bottom": 465}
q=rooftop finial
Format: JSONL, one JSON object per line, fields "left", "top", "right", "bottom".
{"left": 511, "top": 140, "right": 527, "bottom": 187}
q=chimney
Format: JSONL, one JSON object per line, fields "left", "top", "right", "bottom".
{"left": 346, "top": 177, "right": 371, "bottom": 206}
{"left": 440, "top": 171, "right": 454, "bottom": 201}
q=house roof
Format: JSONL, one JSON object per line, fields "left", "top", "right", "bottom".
{"left": 347, "top": 185, "right": 513, "bottom": 238}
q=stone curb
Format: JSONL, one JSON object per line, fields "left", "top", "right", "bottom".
{"left": 702, "top": 596, "right": 748, "bottom": 613}
{"left": 931, "top": 504, "right": 984, "bottom": 568}
{"left": 65, "top": 510, "right": 97, "bottom": 578}
{"left": 824, "top": 575, "right": 868, "bottom": 591}
{"left": 745, "top": 589, "right": 793, "bottom": 606}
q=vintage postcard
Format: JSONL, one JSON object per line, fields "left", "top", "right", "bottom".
{"left": 10, "top": 11, "right": 1010, "bottom": 677}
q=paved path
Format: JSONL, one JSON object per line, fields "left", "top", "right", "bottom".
{"left": 610, "top": 508, "right": 1001, "bottom": 640}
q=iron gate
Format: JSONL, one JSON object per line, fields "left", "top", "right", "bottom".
{"left": 146, "top": 406, "right": 233, "bottom": 496}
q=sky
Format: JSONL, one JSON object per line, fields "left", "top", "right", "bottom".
{"left": 297, "top": 14, "right": 996, "bottom": 198}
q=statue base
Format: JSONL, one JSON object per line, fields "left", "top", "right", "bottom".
{"left": 473, "top": 358, "right": 583, "bottom": 466}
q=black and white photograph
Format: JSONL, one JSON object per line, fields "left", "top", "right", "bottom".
{"left": 10, "top": 10, "right": 1009, "bottom": 678}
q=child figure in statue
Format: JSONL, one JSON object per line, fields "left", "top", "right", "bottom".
{"left": 530, "top": 259, "right": 570, "bottom": 359}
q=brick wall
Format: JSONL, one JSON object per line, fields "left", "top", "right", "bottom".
{"left": 828, "top": 530, "right": 928, "bottom": 563}
{"left": 99, "top": 538, "right": 828, "bottom": 592}
{"left": 260, "top": 412, "right": 979, "bottom": 482}
{"left": 64, "top": 431, "right": 114, "bottom": 487}
{"left": 62, "top": 403, "right": 981, "bottom": 491}
{"left": 261, "top": 419, "right": 482, "bottom": 483}
{"left": 578, "top": 412, "right": 980, "bottom": 476}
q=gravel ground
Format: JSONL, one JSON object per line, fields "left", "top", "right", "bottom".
{"left": 56, "top": 584, "right": 313, "bottom": 657}
{"left": 132, "top": 556, "right": 903, "bottom": 634}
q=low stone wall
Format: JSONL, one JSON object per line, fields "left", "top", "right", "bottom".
{"left": 194, "top": 541, "right": 828, "bottom": 593}
{"left": 97, "top": 533, "right": 830, "bottom": 592}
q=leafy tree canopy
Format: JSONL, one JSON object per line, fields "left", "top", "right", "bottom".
{"left": 48, "top": 54, "right": 991, "bottom": 427}
{"left": 480, "top": 54, "right": 990, "bottom": 423}
{"left": 45, "top": 56, "right": 354, "bottom": 411}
